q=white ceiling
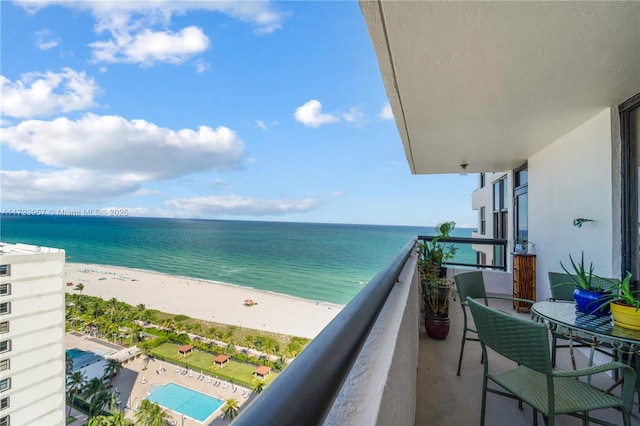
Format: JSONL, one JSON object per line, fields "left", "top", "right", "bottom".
{"left": 360, "top": 1, "right": 640, "bottom": 174}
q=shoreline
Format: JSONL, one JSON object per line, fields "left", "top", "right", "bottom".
{"left": 65, "top": 262, "right": 344, "bottom": 339}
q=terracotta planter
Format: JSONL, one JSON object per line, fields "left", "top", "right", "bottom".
{"left": 611, "top": 302, "right": 640, "bottom": 330}
{"left": 573, "top": 288, "right": 610, "bottom": 316}
{"left": 425, "top": 314, "right": 450, "bottom": 340}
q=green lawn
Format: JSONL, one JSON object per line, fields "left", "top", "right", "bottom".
{"left": 151, "top": 343, "right": 278, "bottom": 388}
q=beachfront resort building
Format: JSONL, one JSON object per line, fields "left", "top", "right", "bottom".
{"left": 0, "top": 243, "right": 66, "bottom": 426}
{"left": 233, "top": 2, "right": 640, "bottom": 425}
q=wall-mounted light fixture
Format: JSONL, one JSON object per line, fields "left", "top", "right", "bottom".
{"left": 460, "top": 163, "right": 468, "bottom": 176}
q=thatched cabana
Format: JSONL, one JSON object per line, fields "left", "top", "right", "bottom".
{"left": 254, "top": 365, "right": 271, "bottom": 380}
{"left": 214, "top": 354, "right": 230, "bottom": 368}
{"left": 177, "top": 344, "right": 193, "bottom": 357}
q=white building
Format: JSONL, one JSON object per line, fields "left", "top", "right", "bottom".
{"left": 0, "top": 243, "right": 66, "bottom": 426}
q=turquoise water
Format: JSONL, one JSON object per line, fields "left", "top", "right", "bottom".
{"left": 146, "top": 382, "right": 223, "bottom": 422}
{"left": 66, "top": 349, "right": 84, "bottom": 359}
{"left": 66, "top": 348, "right": 100, "bottom": 370}
{"left": 1, "top": 216, "right": 475, "bottom": 304}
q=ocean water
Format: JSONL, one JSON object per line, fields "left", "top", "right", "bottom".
{"left": 0, "top": 216, "right": 475, "bottom": 305}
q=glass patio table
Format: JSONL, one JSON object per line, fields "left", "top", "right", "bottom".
{"left": 531, "top": 300, "right": 640, "bottom": 369}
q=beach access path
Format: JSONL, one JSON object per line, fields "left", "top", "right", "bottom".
{"left": 65, "top": 263, "right": 344, "bottom": 339}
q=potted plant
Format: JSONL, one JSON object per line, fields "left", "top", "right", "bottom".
{"left": 554, "top": 252, "right": 611, "bottom": 315}
{"left": 422, "top": 277, "right": 454, "bottom": 340}
{"left": 419, "top": 221, "right": 458, "bottom": 279}
{"left": 514, "top": 236, "right": 532, "bottom": 254}
{"left": 594, "top": 273, "right": 640, "bottom": 330}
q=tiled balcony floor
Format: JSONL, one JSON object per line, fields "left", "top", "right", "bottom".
{"left": 416, "top": 297, "right": 640, "bottom": 426}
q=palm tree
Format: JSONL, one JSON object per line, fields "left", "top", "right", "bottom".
{"left": 135, "top": 303, "right": 146, "bottom": 321}
{"left": 135, "top": 400, "right": 170, "bottom": 426}
{"left": 74, "top": 283, "right": 84, "bottom": 294}
{"left": 109, "top": 408, "right": 134, "bottom": 426}
{"left": 162, "top": 318, "right": 175, "bottom": 333}
{"left": 66, "top": 370, "right": 86, "bottom": 417}
{"left": 130, "top": 323, "right": 143, "bottom": 345}
{"left": 88, "top": 397, "right": 133, "bottom": 426}
{"left": 66, "top": 352, "right": 74, "bottom": 375}
{"left": 251, "top": 379, "right": 266, "bottom": 394}
{"left": 83, "top": 377, "right": 109, "bottom": 416}
{"left": 221, "top": 398, "right": 239, "bottom": 422}
{"left": 141, "top": 348, "right": 154, "bottom": 370}
{"left": 103, "top": 358, "right": 122, "bottom": 385}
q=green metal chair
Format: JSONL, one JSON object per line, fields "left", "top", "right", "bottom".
{"left": 467, "top": 297, "right": 636, "bottom": 426}
{"left": 453, "top": 270, "right": 534, "bottom": 376}
{"left": 548, "top": 272, "right": 617, "bottom": 368}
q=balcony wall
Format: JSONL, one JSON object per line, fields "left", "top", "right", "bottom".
{"left": 324, "top": 249, "right": 420, "bottom": 425}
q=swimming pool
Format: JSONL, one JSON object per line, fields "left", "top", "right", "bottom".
{"left": 66, "top": 348, "right": 101, "bottom": 370}
{"left": 146, "top": 382, "right": 224, "bottom": 422}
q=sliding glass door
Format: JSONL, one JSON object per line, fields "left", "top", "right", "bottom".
{"left": 620, "top": 93, "right": 640, "bottom": 284}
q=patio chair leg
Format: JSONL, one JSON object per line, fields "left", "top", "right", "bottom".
{"left": 456, "top": 332, "right": 466, "bottom": 376}
{"left": 532, "top": 409, "right": 538, "bottom": 426}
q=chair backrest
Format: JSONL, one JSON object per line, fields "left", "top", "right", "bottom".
{"left": 467, "top": 298, "right": 552, "bottom": 374}
{"left": 548, "top": 272, "right": 575, "bottom": 300}
{"left": 454, "top": 271, "right": 487, "bottom": 305}
{"left": 548, "top": 271, "right": 615, "bottom": 300}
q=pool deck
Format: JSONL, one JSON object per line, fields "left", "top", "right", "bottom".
{"left": 66, "top": 333, "right": 254, "bottom": 425}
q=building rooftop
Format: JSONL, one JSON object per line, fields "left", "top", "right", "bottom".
{"left": 0, "top": 242, "right": 64, "bottom": 255}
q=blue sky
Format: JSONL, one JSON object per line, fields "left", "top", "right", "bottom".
{"left": 1, "top": 1, "right": 477, "bottom": 227}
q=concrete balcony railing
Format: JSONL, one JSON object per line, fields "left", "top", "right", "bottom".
{"left": 233, "top": 238, "right": 420, "bottom": 425}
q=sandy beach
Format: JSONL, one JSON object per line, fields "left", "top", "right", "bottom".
{"left": 65, "top": 263, "right": 344, "bottom": 339}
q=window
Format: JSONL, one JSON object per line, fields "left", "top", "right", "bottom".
{"left": 0, "top": 285, "right": 8, "bottom": 296}
{"left": 514, "top": 166, "right": 529, "bottom": 246}
{"left": 480, "top": 207, "right": 486, "bottom": 235}
{"left": 0, "top": 265, "right": 8, "bottom": 276}
{"left": 0, "top": 341, "right": 10, "bottom": 354}
{"left": 0, "top": 379, "right": 10, "bottom": 392}
{"left": 0, "top": 304, "right": 9, "bottom": 315}
{"left": 479, "top": 173, "right": 485, "bottom": 188}
{"left": 0, "top": 397, "right": 7, "bottom": 410}
{"left": 0, "top": 323, "right": 6, "bottom": 334}
{"left": 0, "top": 360, "right": 8, "bottom": 372}
{"left": 493, "top": 177, "right": 508, "bottom": 267}
{"left": 0, "top": 414, "right": 8, "bottom": 426}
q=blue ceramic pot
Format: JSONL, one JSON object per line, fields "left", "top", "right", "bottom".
{"left": 573, "top": 288, "right": 611, "bottom": 316}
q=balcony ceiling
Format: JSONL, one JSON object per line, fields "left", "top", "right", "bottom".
{"left": 360, "top": 1, "right": 640, "bottom": 174}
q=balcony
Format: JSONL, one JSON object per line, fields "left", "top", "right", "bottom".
{"left": 233, "top": 238, "right": 639, "bottom": 425}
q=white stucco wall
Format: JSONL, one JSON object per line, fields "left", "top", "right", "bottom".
{"left": 528, "top": 108, "right": 615, "bottom": 300}
{"left": 324, "top": 250, "right": 419, "bottom": 426}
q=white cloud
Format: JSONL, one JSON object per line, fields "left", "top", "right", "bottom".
{"left": 342, "top": 106, "right": 366, "bottom": 124}
{"left": 379, "top": 103, "right": 394, "bottom": 120}
{"left": 330, "top": 192, "right": 344, "bottom": 197}
{"left": 294, "top": 100, "right": 339, "bottom": 128}
{"left": 213, "top": 178, "right": 228, "bottom": 188}
{"left": 2, "top": 114, "right": 245, "bottom": 177}
{"left": 35, "top": 28, "right": 60, "bottom": 50}
{"left": 1, "top": 68, "right": 100, "bottom": 118}
{"left": 165, "top": 195, "right": 320, "bottom": 216}
{"left": 0, "top": 169, "right": 143, "bottom": 204}
{"left": 134, "top": 188, "right": 159, "bottom": 196}
{"left": 1, "top": 114, "right": 246, "bottom": 203}
{"left": 91, "top": 26, "right": 210, "bottom": 65}
{"left": 256, "top": 120, "right": 268, "bottom": 131}
{"left": 195, "top": 59, "right": 210, "bottom": 73}
{"left": 18, "top": 1, "right": 286, "bottom": 66}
